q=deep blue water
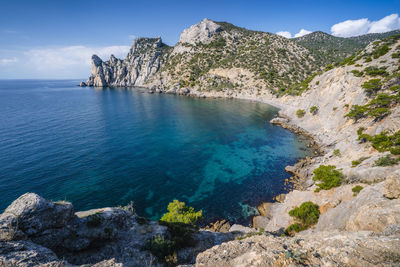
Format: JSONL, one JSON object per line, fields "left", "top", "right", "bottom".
{"left": 0, "top": 80, "right": 312, "bottom": 224}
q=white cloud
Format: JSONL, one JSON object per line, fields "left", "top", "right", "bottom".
{"left": 0, "top": 45, "right": 130, "bottom": 79}
{"left": 294, "top": 29, "right": 312, "bottom": 38}
{"left": 331, "top": 18, "right": 371, "bottom": 37}
{"left": 368, "top": 14, "right": 400, "bottom": 34}
{"left": 276, "top": 31, "right": 292, "bottom": 38}
{"left": 275, "top": 29, "right": 312, "bottom": 38}
{"left": 331, "top": 14, "right": 400, "bottom": 37}
{"left": 24, "top": 45, "right": 130, "bottom": 70}
{"left": 0, "top": 57, "right": 18, "bottom": 65}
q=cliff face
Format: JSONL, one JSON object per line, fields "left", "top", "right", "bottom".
{"left": 87, "top": 37, "right": 171, "bottom": 87}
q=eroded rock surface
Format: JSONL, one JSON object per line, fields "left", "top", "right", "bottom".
{"left": 0, "top": 193, "right": 233, "bottom": 266}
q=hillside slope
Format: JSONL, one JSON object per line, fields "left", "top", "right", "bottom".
{"left": 86, "top": 19, "right": 399, "bottom": 97}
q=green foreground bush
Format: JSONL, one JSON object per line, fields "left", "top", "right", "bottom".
{"left": 146, "top": 200, "right": 202, "bottom": 264}
{"left": 313, "top": 165, "right": 343, "bottom": 192}
{"left": 285, "top": 201, "right": 320, "bottom": 236}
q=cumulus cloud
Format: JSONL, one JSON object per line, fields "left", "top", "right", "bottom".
{"left": 276, "top": 31, "right": 292, "bottom": 38}
{"left": 331, "top": 18, "right": 370, "bottom": 37}
{"left": 0, "top": 45, "right": 130, "bottom": 79}
{"left": 369, "top": 14, "right": 400, "bottom": 33}
{"left": 331, "top": 14, "right": 400, "bottom": 37}
{"left": 0, "top": 57, "right": 18, "bottom": 65}
{"left": 294, "top": 29, "right": 312, "bottom": 38}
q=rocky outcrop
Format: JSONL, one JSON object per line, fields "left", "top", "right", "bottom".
{"left": 178, "top": 18, "right": 222, "bottom": 45}
{"left": 195, "top": 228, "right": 400, "bottom": 266}
{"left": 0, "top": 193, "right": 234, "bottom": 266}
{"left": 87, "top": 37, "right": 171, "bottom": 87}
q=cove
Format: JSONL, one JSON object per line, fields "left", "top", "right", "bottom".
{"left": 0, "top": 80, "right": 313, "bottom": 224}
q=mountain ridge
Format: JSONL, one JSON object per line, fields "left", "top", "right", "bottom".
{"left": 86, "top": 19, "right": 400, "bottom": 97}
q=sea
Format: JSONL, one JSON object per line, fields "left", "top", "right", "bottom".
{"left": 0, "top": 80, "right": 312, "bottom": 224}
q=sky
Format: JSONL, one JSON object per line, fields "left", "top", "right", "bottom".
{"left": 0, "top": 0, "right": 399, "bottom": 79}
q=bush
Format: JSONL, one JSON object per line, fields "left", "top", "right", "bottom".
{"left": 333, "top": 149, "right": 341, "bottom": 156}
{"left": 288, "top": 201, "right": 320, "bottom": 225}
{"left": 309, "top": 106, "right": 318, "bottom": 115}
{"left": 389, "top": 85, "right": 400, "bottom": 92}
{"left": 345, "top": 105, "right": 369, "bottom": 121}
{"left": 145, "top": 235, "right": 175, "bottom": 261}
{"left": 364, "top": 66, "right": 388, "bottom": 77}
{"left": 160, "top": 200, "right": 202, "bottom": 226}
{"left": 296, "top": 109, "right": 306, "bottom": 118}
{"left": 390, "top": 146, "right": 400, "bottom": 155}
{"left": 351, "top": 156, "right": 369, "bottom": 167}
{"left": 351, "top": 69, "right": 363, "bottom": 77}
{"left": 313, "top": 165, "right": 343, "bottom": 192}
{"left": 325, "top": 64, "right": 334, "bottom": 71}
{"left": 362, "top": 79, "right": 382, "bottom": 96}
{"left": 352, "top": 185, "right": 363, "bottom": 196}
{"left": 284, "top": 223, "right": 307, "bottom": 236}
{"left": 374, "top": 155, "right": 399, "bottom": 167}
{"left": 372, "top": 44, "right": 389, "bottom": 58}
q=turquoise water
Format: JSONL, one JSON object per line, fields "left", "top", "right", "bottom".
{"left": 0, "top": 80, "right": 312, "bottom": 224}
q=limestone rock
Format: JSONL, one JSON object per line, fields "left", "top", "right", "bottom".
{"left": 316, "top": 182, "right": 400, "bottom": 232}
{"left": 178, "top": 19, "right": 221, "bottom": 45}
{"left": 87, "top": 38, "right": 170, "bottom": 87}
{"left": 195, "top": 230, "right": 400, "bottom": 266}
{"left": 202, "top": 219, "right": 231, "bottom": 232}
{"left": 383, "top": 173, "right": 400, "bottom": 199}
{"left": 0, "top": 240, "right": 66, "bottom": 267}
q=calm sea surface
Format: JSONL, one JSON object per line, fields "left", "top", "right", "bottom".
{"left": 0, "top": 80, "right": 312, "bottom": 224}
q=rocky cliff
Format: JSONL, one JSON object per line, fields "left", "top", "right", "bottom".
{"left": 87, "top": 37, "right": 171, "bottom": 87}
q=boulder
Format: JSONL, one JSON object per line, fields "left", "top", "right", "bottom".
{"left": 383, "top": 173, "right": 400, "bottom": 199}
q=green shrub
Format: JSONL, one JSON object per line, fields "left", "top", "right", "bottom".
{"left": 333, "top": 149, "right": 341, "bottom": 156}
{"left": 310, "top": 106, "right": 318, "bottom": 115}
{"left": 351, "top": 69, "right": 364, "bottom": 77}
{"left": 296, "top": 109, "right": 306, "bottom": 118}
{"left": 389, "top": 85, "right": 400, "bottom": 92}
{"left": 288, "top": 201, "right": 320, "bottom": 225}
{"left": 145, "top": 235, "right": 175, "bottom": 261}
{"left": 352, "top": 185, "right": 363, "bottom": 196}
{"left": 325, "top": 64, "right": 334, "bottom": 71}
{"left": 362, "top": 79, "right": 382, "bottom": 96}
{"left": 351, "top": 156, "right": 369, "bottom": 167}
{"left": 374, "top": 155, "right": 399, "bottom": 167}
{"left": 345, "top": 105, "right": 369, "bottom": 121}
{"left": 365, "top": 57, "right": 372, "bottom": 62}
{"left": 372, "top": 44, "right": 390, "bottom": 58}
{"left": 315, "top": 81, "right": 320, "bottom": 85}
{"left": 313, "top": 165, "right": 343, "bottom": 192}
{"left": 160, "top": 200, "right": 202, "bottom": 226}
{"left": 284, "top": 223, "right": 307, "bottom": 236}
{"left": 364, "top": 66, "right": 388, "bottom": 77}
{"left": 390, "top": 146, "right": 400, "bottom": 155}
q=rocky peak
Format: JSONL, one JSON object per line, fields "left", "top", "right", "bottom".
{"left": 91, "top": 54, "right": 103, "bottom": 66}
{"left": 178, "top": 18, "right": 222, "bottom": 45}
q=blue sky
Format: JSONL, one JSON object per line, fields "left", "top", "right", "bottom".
{"left": 0, "top": 0, "right": 399, "bottom": 79}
